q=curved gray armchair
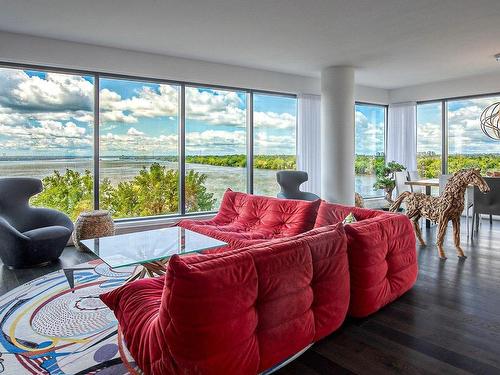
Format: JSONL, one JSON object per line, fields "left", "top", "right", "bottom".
{"left": 276, "top": 171, "right": 320, "bottom": 201}
{"left": 0, "top": 178, "right": 74, "bottom": 269}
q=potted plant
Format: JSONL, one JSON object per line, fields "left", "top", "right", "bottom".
{"left": 373, "top": 161, "right": 406, "bottom": 204}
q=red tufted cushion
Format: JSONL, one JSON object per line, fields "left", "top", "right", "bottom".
{"left": 179, "top": 189, "right": 321, "bottom": 249}
{"left": 100, "top": 224, "right": 349, "bottom": 375}
{"left": 314, "top": 201, "right": 418, "bottom": 317}
{"left": 314, "top": 201, "right": 382, "bottom": 227}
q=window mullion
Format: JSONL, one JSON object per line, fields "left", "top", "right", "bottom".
{"left": 247, "top": 92, "right": 254, "bottom": 194}
{"left": 179, "top": 85, "right": 186, "bottom": 215}
{"left": 442, "top": 100, "right": 448, "bottom": 174}
{"left": 93, "top": 74, "right": 100, "bottom": 210}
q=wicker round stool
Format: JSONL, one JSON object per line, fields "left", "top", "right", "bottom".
{"left": 72, "top": 210, "right": 115, "bottom": 251}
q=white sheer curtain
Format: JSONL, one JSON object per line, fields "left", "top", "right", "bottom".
{"left": 297, "top": 94, "right": 321, "bottom": 196}
{"left": 387, "top": 102, "right": 417, "bottom": 171}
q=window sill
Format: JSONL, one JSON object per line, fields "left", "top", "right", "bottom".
{"left": 114, "top": 212, "right": 217, "bottom": 234}
{"left": 68, "top": 212, "right": 217, "bottom": 246}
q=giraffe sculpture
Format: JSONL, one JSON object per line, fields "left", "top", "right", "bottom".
{"left": 355, "top": 192, "right": 364, "bottom": 208}
{"left": 390, "top": 169, "right": 490, "bottom": 259}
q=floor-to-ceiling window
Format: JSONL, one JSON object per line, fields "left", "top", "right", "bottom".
{"left": 354, "top": 103, "right": 386, "bottom": 197}
{"left": 416, "top": 102, "right": 442, "bottom": 178}
{"left": 416, "top": 95, "right": 500, "bottom": 177}
{"left": 252, "top": 93, "right": 297, "bottom": 196}
{"left": 448, "top": 96, "right": 500, "bottom": 174}
{"left": 185, "top": 87, "right": 247, "bottom": 212}
{"left": 99, "top": 78, "right": 180, "bottom": 218}
{"left": 0, "top": 67, "right": 94, "bottom": 220}
{"left": 0, "top": 63, "right": 298, "bottom": 220}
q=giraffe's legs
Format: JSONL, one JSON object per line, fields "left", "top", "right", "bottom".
{"left": 411, "top": 216, "right": 426, "bottom": 246}
{"left": 452, "top": 217, "right": 466, "bottom": 259}
{"left": 436, "top": 216, "right": 449, "bottom": 260}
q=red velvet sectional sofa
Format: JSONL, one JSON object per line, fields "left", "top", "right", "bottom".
{"left": 101, "top": 189, "right": 417, "bottom": 374}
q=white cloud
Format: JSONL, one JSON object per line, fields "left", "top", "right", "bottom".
{"left": 99, "top": 85, "right": 296, "bottom": 130}
{"left": 0, "top": 120, "right": 91, "bottom": 151}
{"left": 0, "top": 120, "right": 86, "bottom": 139}
{"left": 254, "top": 131, "right": 295, "bottom": 155}
{"left": 0, "top": 68, "right": 297, "bottom": 155}
{"left": 185, "top": 129, "right": 246, "bottom": 154}
{"left": 416, "top": 98, "right": 500, "bottom": 155}
{"left": 447, "top": 98, "right": 500, "bottom": 154}
{"left": 126, "top": 127, "right": 145, "bottom": 136}
{"left": 100, "top": 132, "right": 178, "bottom": 154}
{"left": 186, "top": 130, "right": 245, "bottom": 146}
{"left": 185, "top": 88, "right": 245, "bottom": 126}
{"left": 0, "top": 68, "right": 93, "bottom": 111}
{"left": 355, "top": 110, "right": 384, "bottom": 155}
{"left": 416, "top": 121, "right": 441, "bottom": 153}
{"left": 0, "top": 67, "right": 94, "bottom": 154}
{"left": 100, "top": 85, "right": 178, "bottom": 124}
{"left": 254, "top": 111, "right": 295, "bottom": 129}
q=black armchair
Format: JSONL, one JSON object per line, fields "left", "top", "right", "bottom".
{"left": 276, "top": 171, "right": 320, "bottom": 201}
{"left": 471, "top": 177, "right": 500, "bottom": 238}
{"left": 0, "top": 177, "right": 74, "bottom": 268}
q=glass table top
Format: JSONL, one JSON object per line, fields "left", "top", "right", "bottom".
{"left": 80, "top": 227, "right": 227, "bottom": 269}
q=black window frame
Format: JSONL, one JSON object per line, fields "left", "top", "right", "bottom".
{"left": 0, "top": 61, "right": 297, "bottom": 222}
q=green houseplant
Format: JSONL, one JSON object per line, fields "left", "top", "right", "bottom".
{"left": 373, "top": 161, "right": 406, "bottom": 204}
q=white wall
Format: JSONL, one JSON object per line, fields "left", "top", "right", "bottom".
{"left": 355, "top": 85, "right": 389, "bottom": 105}
{"left": 389, "top": 71, "right": 500, "bottom": 103}
{"left": 0, "top": 31, "right": 389, "bottom": 103}
{"left": 4, "top": 31, "right": 500, "bottom": 106}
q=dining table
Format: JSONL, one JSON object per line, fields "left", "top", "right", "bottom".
{"left": 405, "top": 178, "right": 439, "bottom": 195}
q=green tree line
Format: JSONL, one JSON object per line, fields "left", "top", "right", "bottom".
{"left": 355, "top": 154, "right": 500, "bottom": 179}
{"left": 185, "top": 154, "right": 296, "bottom": 170}
{"left": 30, "top": 154, "right": 499, "bottom": 220}
{"left": 31, "top": 163, "right": 215, "bottom": 220}
{"left": 30, "top": 155, "right": 296, "bottom": 221}
{"left": 417, "top": 154, "right": 500, "bottom": 178}
{"left": 355, "top": 155, "right": 385, "bottom": 175}
{"left": 113, "top": 154, "right": 297, "bottom": 170}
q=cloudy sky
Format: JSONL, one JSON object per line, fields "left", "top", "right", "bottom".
{"left": 1, "top": 66, "right": 498, "bottom": 160}
{"left": 0, "top": 67, "right": 297, "bottom": 158}
{"left": 355, "top": 104, "right": 385, "bottom": 156}
{"left": 418, "top": 99, "right": 500, "bottom": 155}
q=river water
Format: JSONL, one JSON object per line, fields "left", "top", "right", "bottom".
{"left": 0, "top": 158, "right": 381, "bottom": 206}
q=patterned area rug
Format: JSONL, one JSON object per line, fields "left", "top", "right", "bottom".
{"left": 0, "top": 260, "right": 142, "bottom": 374}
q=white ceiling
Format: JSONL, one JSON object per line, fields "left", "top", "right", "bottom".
{"left": 1, "top": 0, "right": 500, "bottom": 89}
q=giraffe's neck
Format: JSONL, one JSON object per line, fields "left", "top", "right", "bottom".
{"left": 442, "top": 179, "right": 468, "bottom": 202}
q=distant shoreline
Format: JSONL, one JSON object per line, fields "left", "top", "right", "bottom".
{"left": 0, "top": 155, "right": 295, "bottom": 161}
{"left": 0, "top": 152, "right": 498, "bottom": 162}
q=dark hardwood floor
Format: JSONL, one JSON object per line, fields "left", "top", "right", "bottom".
{"left": 0, "top": 245, "right": 95, "bottom": 295}
{"left": 1, "top": 220, "right": 499, "bottom": 374}
{"left": 277, "top": 220, "right": 500, "bottom": 375}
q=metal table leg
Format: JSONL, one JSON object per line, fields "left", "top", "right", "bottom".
{"left": 63, "top": 267, "right": 94, "bottom": 293}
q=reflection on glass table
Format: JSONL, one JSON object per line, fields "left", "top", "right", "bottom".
{"left": 64, "top": 227, "right": 227, "bottom": 290}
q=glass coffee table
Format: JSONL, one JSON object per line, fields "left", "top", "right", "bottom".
{"left": 63, "top": 227, "right": 227, "bottom": 291}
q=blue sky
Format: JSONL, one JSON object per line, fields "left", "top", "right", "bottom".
{"left": 1, "top": 67, "right": 499, "bottom": 159}
{"left": 417, "top": 99, "right": 500, "bottom": 155}
{"left": 0, "top": 68, "right": 296, "bottom": 157}
{"left": 355, "top": 104, "right": 385, "bottom": 156}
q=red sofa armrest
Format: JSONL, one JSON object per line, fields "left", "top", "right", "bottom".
{"left": 345, "top": 212, "right": 417, "bottom": 317}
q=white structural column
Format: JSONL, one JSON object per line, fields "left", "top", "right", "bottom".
{"left": 320, "top": 66, "right": 355, "bottom": 205}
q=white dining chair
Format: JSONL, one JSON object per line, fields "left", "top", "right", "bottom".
{"left": 395, "top": 171, "right": 411, "bottom": 197}
{"left": 407, "top": 171, "right": 425, "bottom": 194}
